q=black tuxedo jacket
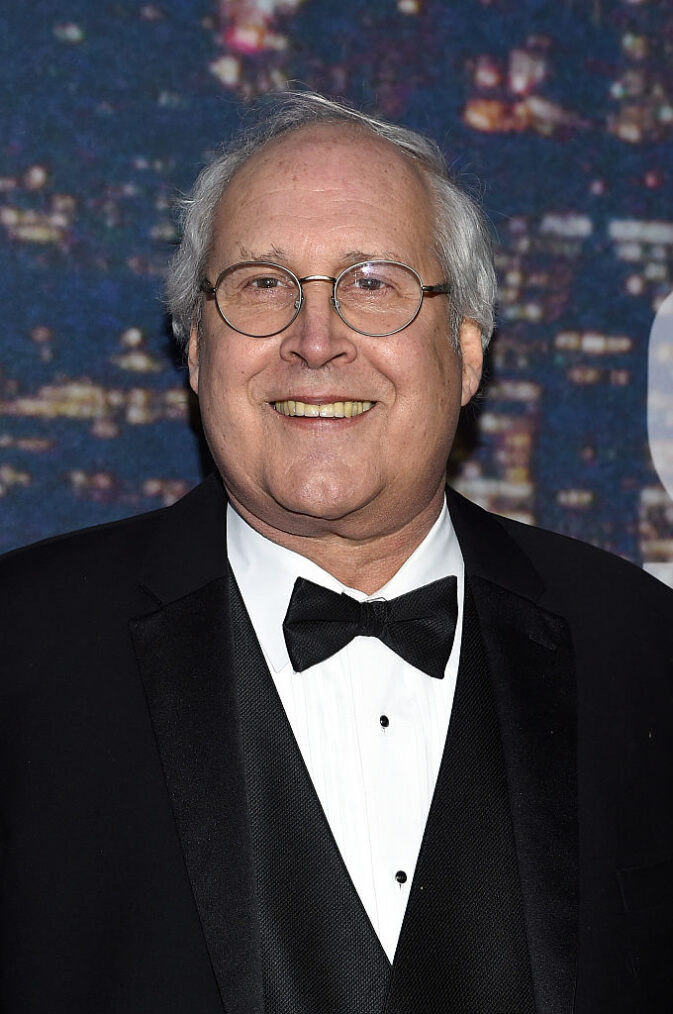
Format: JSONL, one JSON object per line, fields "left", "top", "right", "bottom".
{"left": 1, "top": 474, "right": 672, "bottom": 1012}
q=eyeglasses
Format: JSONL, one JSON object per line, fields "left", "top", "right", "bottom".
{"left": 199, "top": 259, "right": 450, "bottom": 338}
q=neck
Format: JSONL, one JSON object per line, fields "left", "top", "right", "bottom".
{"left": 228, "top": 488, "right": 446, "bottom": 595}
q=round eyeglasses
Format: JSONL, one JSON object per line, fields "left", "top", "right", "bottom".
{"left": 199, "top": 259, "right": 450, "bottom": 338}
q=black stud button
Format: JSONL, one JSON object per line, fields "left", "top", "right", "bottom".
{"left": 379, "top": 715, "right": 389, "bottom": 728}
{"left": 395, "top": 870, "right": 407, "bottom": 884}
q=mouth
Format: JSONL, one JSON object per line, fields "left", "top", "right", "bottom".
{"left": 271, "top": 399, "right": 375, "bottom": 418}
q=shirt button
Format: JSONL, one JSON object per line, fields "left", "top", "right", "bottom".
{"left": 395, "top": 870, "right": 407, "bottom": 884}
{"left": 379, "top": 715, "right": 390, "bottom": 728}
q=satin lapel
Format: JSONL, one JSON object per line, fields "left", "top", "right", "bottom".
{"left": 383, "top": 587, "right": 536, "bottom": 1014}
{"left": 130, "top": 575, "right": 263, "bottom": 1014}
{"left": 229, "top": 569, "right": 391, "bottom": 1014}
{"left": 468, "top": 574, "right": 578, "bottom": 1014}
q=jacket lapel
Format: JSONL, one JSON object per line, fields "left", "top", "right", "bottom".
{"left": 384, "top": 585, "right": 537, "bottom": 1013}
{"left": 229, "top": 568, "right": 391, "bottom": 1014}
{"left": 129, "top": 476, "right": 263, "bottom": 1014}
{"left": 448, "top": 490, "right": 579, "bottom": 1014}
{"left": 130, "top": 475, "right": 391, "bottom": 1012}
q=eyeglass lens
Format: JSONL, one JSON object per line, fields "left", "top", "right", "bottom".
{"left": 213, "top": 261, "right": 425, "bottom": 337}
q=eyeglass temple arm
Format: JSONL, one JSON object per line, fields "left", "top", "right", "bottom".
{"left": 422, "top": 283, "right": 451, "bottom": 295}
{"left": 200, "top": 280, "right": 216, "bottom": 296}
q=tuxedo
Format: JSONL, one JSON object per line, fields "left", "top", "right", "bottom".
{"left": 1, "top": 473, "right": 671, "bottom": 1012}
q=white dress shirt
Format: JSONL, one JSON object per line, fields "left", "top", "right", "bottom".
{"left": 227, "top": 500, "right": 464, "bottom": 962}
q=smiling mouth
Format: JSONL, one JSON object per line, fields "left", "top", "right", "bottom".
{"left": 272, "top": 400, "right": 375, "bottom": 418}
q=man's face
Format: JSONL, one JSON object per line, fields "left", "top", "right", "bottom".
{"left": 189, "top": 125, "right": 483, "bottom": 542}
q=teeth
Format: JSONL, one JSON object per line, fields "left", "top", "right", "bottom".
{"left": 273, "top": 400, "right": 374, "bottom": 418}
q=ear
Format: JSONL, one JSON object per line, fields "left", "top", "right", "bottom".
{"left": 457, "top": 319, "right": 484, "bottom": 406}
{"left": 187, "top": 325, "right": 200, "bottom": 395}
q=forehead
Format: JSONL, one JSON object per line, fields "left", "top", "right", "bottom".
{"left": 210, "top": 124, "right": 437, "bottom": 263}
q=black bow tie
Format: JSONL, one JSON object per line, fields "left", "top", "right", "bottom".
{"left": 282, "top": 575, "right": 458, "bottom": 679}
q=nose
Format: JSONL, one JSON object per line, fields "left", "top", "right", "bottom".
{"left": 279, "top": 277, "right": 357, "bottom": 369}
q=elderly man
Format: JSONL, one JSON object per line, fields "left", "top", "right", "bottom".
{"left": 1, "top": 93, "right": 672, "bottom": 1014}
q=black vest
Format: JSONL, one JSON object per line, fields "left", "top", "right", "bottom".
{"left": 230, "top": 570, "right": 536, "bottom": 1013}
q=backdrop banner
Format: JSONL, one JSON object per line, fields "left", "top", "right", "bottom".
{"left": 2, "top": 0, "right": 672, "bottom": 580}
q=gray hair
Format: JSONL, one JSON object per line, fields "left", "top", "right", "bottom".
{"left": 165, "top": 91, "right": 497, "bottom": 351}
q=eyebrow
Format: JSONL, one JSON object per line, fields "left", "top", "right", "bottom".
{"left": 236, "top": 247, "right": 408, "bottom": 266}
{"left": 341, "top": 249, "right": 406, "bottom": 264}
{"left": 237, "top": 245, "right": 288, "bottom": 262}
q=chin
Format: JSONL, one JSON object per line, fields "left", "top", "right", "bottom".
{"left": 274, "top": 492, "right": 364, "bottom": 523}
{"left": 265, "top": 461, "right": 362, "bottom": 506}
{"left": 267, "top": 475, "right": 377, "bottom": 525}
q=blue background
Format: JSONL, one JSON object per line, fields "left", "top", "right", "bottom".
{"left": 1, "top": 0, "right": 672, "bottom": 570}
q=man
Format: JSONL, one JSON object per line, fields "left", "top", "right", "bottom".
{"left": 1, "top": 93, "right": 671, "bottom": 1013}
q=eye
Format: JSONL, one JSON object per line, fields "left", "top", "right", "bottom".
{"left": 248, "top": 275, "right": 284, "bottom": 290}
{"left": 353, "top": 276, "right": 387, "bottom": 292}
{"left": 223, "top": 264, "right": 298, "bottom": 303}
{"left": 340, "top": 264, "right": 402, "bottom": 301}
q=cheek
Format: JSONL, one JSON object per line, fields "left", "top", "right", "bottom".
{"left": 392, "top": 344, "right": 461, "bottom": 464}
{"left": 199, "top": 339, "right": 260, "bottom": 410}
{"left": 196, "top": 344, "right": 267, "bottom": 461}
{"left": 393, "top": 340, "right": 458, "bottom": 416}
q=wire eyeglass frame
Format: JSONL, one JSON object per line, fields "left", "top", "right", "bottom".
{"left": 199, "top": 259, "right": 451, "bottom": 338}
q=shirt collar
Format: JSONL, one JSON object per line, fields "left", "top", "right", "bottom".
{"left": 227, "top": 498, "right": 464, "bottom": 673}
